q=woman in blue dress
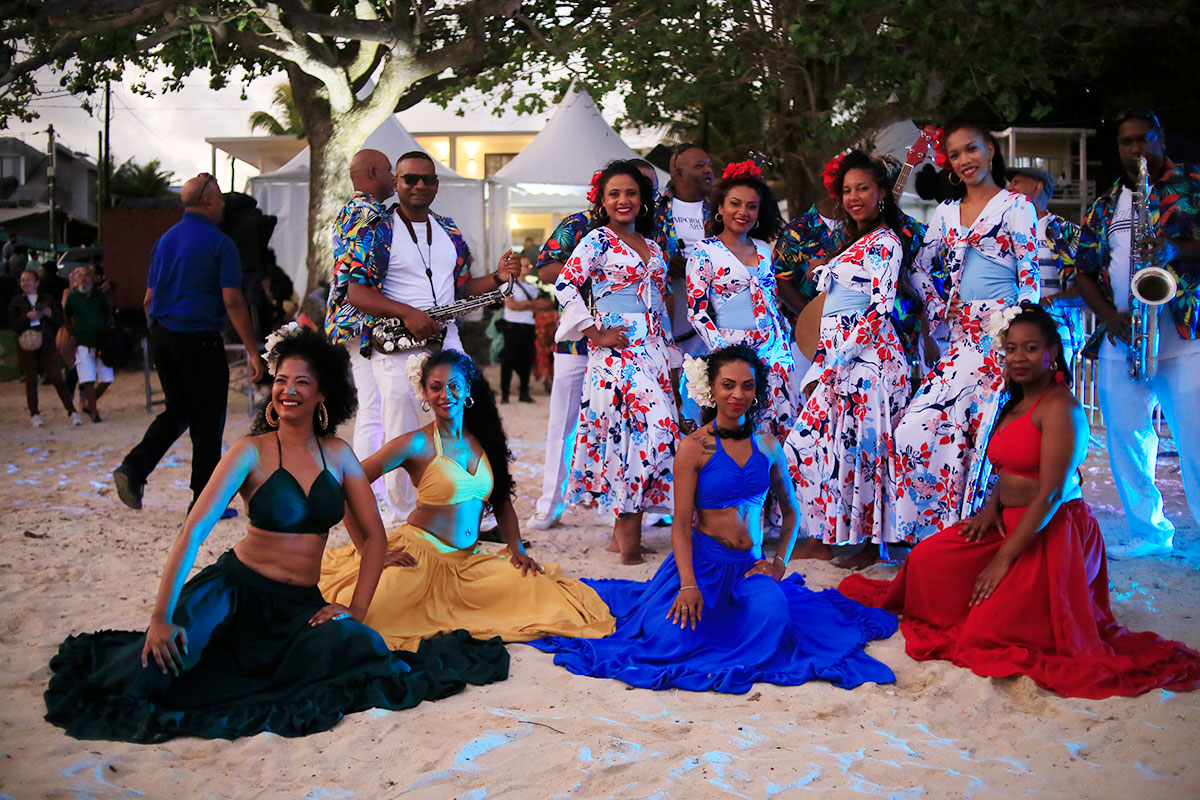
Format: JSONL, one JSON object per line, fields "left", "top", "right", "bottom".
{"left": 530, "top": 345, "right": 897, "bottom": 692}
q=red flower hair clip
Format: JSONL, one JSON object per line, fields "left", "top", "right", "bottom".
{"left": 722, "top": 159, "right": 763, "bottom": 180}
{"left": 932, "top": 127, "right": 951, "bottom": 170}
{"left": 586, "top": 169, "right": 604, "bottom": 205}
{"left": 821, "top": 151, "right": 848, "bottom": 198}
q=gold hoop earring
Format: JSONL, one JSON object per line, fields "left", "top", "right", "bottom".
{"left": 640, "top": 203, "right": 650, "bottom": 217}
{"left": 949, "top": 171, "right": 963, "bottom": 186}
{"left": 421, "top": 400, "right": 431, "bottom": 412}
{"left": 265, "top": 401, "right": 280, "bottom": 428}
{"left": 464, "top": 395, "right": 474, "bottom": 408}
{"left": 316, "top": 402, "right": 328, "bottom": 431}
{"left": 713, "top": 211, "right": 723, "bottom": 222}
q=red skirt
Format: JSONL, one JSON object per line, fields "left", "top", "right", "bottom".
{"left": 840, "top": 500, "right": 1200, "bottom": 698}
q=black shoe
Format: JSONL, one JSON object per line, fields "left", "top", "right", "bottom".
{"left": 113, "top": 467, "right": 144, "bottom": 510}
{"left": 518, "top": 392, "right": 535, "bottom": 403}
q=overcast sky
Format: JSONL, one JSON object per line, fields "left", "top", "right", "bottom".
{"left": 6, "top": 65, "right": 651, "bottom": 192}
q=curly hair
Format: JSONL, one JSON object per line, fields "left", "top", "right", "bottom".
{"left": 997, "top": 303, "right": 1071, "bottom": 421}
{"left": 420, "top": 349, "right": 515, "bottom": 507}
{"left": 940, "top": 119, "right": 1008, "bottom": 200}
{"left": 250, "top": 328, "right": 356, "bottom": 437}
{"left": 706, "top": 175, "right": 784, "bottom": 243}
{"left": 700, "top": 345, "right": 771, "bottom": 439}
{"left": 592, "top": 159, "right": 657, "bottom": 237}
{"left": 831, "top": 149, "right": 907, "bottom": 252}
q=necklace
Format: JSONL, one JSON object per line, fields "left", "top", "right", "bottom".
{"left": 395, "top": 205, "right": 438, "bottom": 304}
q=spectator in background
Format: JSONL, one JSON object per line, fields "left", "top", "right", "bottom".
{"left": 499, "top": 258, "right": 551, "bottom": 403}
{"left": 2, "top": 233, "right": 16, "bottom": 266}
{"left": 521, "top": 236, "right": 539, "bottom": 265}
{"left": 7, "top": 269, "right": 80, "bottom": 427}
{"left": 63, "top": 265, "right": 114, "bottom": 422}
{"left": 113, "top": 173, "right": 265, "bottom": 513}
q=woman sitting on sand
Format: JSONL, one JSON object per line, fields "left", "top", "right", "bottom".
{"left": 45, "top": 328, "right": 508, "bottom": 743}
{"left": 529, "top": 345, "right": 898, "bottom": 693}
{"left": 840, "top": 305, "right": 1200, "bottom": 698}
{"left": 319, "top": 349, "right": 615, "bottom": 651}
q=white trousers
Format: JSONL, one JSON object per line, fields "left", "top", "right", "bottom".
{"left": 371, "top": 347, "right": 435, "bottom": 520}
{"left": 535, "top": 352, "right": 589, "bottom": 519}
{"left": 1097, "top": 351, "right": 1200, "bottom": 546}
{"left": 348, "top": 345, "right": 395, "bottom": 523}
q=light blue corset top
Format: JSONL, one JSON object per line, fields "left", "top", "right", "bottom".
{"left": 958, "top": 248, "right": 1017, "bottom": 304}
{"left": 713, "top": 289, "right": 756, "bottom": 330}
{"left": 823, "top": 280, "right": 871, "bottom": 317}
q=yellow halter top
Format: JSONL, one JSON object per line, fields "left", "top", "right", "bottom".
{"left": 415, "top": 426, "right": 494, "bottom": 505}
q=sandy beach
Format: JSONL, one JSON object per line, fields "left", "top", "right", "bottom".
{"left": 1, "top": 365, "right": 1198, "bottom": 799}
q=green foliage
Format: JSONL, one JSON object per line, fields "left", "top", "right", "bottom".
{"left": 108, "top": 157, "right": 176, "bottom": 201}
{"left": 248, "top": 84, "right": 305, "bottom": 137}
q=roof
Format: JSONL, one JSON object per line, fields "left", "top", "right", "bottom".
{"left": 492, "top": 88, "right": 658, "bottom": 186}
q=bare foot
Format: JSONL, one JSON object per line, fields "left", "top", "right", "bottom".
{"left": 621, "top": 552, "right": 645, "bottom": 565}
{"left": 831, "top": 544, "right": 879, "bottom": 570}
{"left": 791, "top": 537, "right": 834, "bottom": 561}
{"left": 607, "top": 535, "right": 621, "bottom": 553}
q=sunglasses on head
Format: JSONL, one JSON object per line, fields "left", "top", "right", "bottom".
{"left": 1115, "top": 108, "right": 1162, "bottom": 131}
{"left": 398, "top": 173, "right": 438, "bottom": 187}
{"left": 197, "top": 172, "right": 217, "bottom": 198}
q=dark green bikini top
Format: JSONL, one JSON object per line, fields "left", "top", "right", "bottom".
{"left": 247, "top": 433, "right": 344, "bottom": 534}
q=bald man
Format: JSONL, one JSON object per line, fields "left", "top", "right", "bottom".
{"left": 325, "top": 148, "right": 400, "bottom": 521}
{"left": 114, "top": 172, "right": 264, "bottom": 513}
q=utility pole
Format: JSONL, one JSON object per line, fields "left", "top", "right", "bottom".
{"left": 99, "top": 79, "right": 111, "bottom": 241}
{"left": 47, "top": 125, "right": 57, "bottom": 261}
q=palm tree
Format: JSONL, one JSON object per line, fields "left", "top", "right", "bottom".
{"left": 108, "top": 157, "right": 175, "bottom": 200}
{"left": 248, "top": 83, "right": 305, "bottom": 137}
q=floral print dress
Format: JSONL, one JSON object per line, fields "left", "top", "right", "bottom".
{"left": 888, "top": 191, "right": 1039, "bottom": 542}
{"left": 783, "top": 229, "right": 910, "bottom": 545}
{"left": 555, "top": 227, "right": 680, "bottom": 516}
{"left": 686, "top": 236, "right": 797, "bottom": 441}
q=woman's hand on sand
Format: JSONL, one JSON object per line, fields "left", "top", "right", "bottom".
{"left": 383, "top": 546, "right": 417, "bottom": 568}
{"left": 970, "top": 556, "right": 1013, "bottom": 606}
{"left": 745, "top": 559, "right": 785, "bottom": 581}
{"left": 668, "top": 587, "right": 703, "bottom": 630}
{"left": 510, "top": 551, "right": 544, "bottom": 577}
{"left": 142, "top": 618, "right": 189, "bottom": 675}
{"left": 959, "top": 504, "right": 1005, "bottom": 543}
{"left": 309, "top": 602, "right": 356, "bottom": 627}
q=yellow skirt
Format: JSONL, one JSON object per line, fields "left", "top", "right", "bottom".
{"left": 319, "top": 525, "right": 616, "bottom": 651}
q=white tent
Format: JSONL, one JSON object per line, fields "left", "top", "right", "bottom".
{"left": 247, "top": 115, "right": 485, "bottom": 293}
{"left": 487, "top": 87, "right": 666, "bottom": 259}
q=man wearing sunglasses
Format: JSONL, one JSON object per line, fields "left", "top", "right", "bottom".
{"left": 114, "top": 172, "right": 265, "bottom": 513}
{"left": 341, "top": 149, "right": 521, "bottom": 518}
{"left": 1076, "top": 110, "right": 1200, "bottom": 558}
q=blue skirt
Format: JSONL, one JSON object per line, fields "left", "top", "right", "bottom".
{"left": 529, "top": 531, "right": 898, "bottom": 693}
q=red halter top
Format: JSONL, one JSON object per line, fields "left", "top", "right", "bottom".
{"left": 986, "top": 383, "right": 1059, "bottom": 480}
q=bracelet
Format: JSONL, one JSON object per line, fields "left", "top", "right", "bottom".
{"left": 773, "top": 556, "right": 785, "bottom": 564}
{"left": 679, "top": 584, "right": 699, "bottom": 592}
{"left": 492, "top": 272, "right": 504, "bottom": 286}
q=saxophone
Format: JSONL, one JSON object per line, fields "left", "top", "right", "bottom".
{"left": 371, "top": 278, "right": 515, "bottom": 354}
{"left": 1127, "top": 156, "right": 1177, "bottom": 381}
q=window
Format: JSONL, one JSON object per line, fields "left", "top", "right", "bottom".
{"left": 0, "top": 155, "right": 22, "bottom": 184}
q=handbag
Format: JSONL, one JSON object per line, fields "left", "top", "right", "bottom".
{"left": 98, "top": 325, "right": 133, "bottom": 369}
{"left": 55, "top": 326, "right": 75, "bottom": 363}
{"left": 18, "top": 328, "right": 43, "bottom": 352}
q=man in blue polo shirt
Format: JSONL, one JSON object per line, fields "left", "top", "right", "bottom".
{"left": 113, "top": 173, "right": 264, "bottom": 511}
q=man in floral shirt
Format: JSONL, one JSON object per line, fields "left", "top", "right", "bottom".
{"left": 1076, "top": 110, "right": 1200, "bottom": 557}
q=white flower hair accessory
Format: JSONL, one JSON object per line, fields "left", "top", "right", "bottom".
{"left": 264, "top": 321, "right": 301, "bottom": 374}
{"left": 986, "top": 305, "right": 1024, "bottom": 350}
{"left": 406, "top": 351, "right": 431, "bottom": 400}
{"left": 683, "top": 354, "right": 714, "bottom": 408}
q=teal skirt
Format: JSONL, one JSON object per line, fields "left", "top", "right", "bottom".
{"left": 45, "top": 550, "right": 509, "bottom": 742}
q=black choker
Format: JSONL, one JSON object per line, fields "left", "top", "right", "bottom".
{"left": 712, "top": 421, "right": 753, "bottom": 440}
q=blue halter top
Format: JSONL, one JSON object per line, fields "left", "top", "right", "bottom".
{"left": 695, "top": 426, "right": 770, "bottom": 510}
{"left": 247, "top": 433, "right": 344, "bottom": 534}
